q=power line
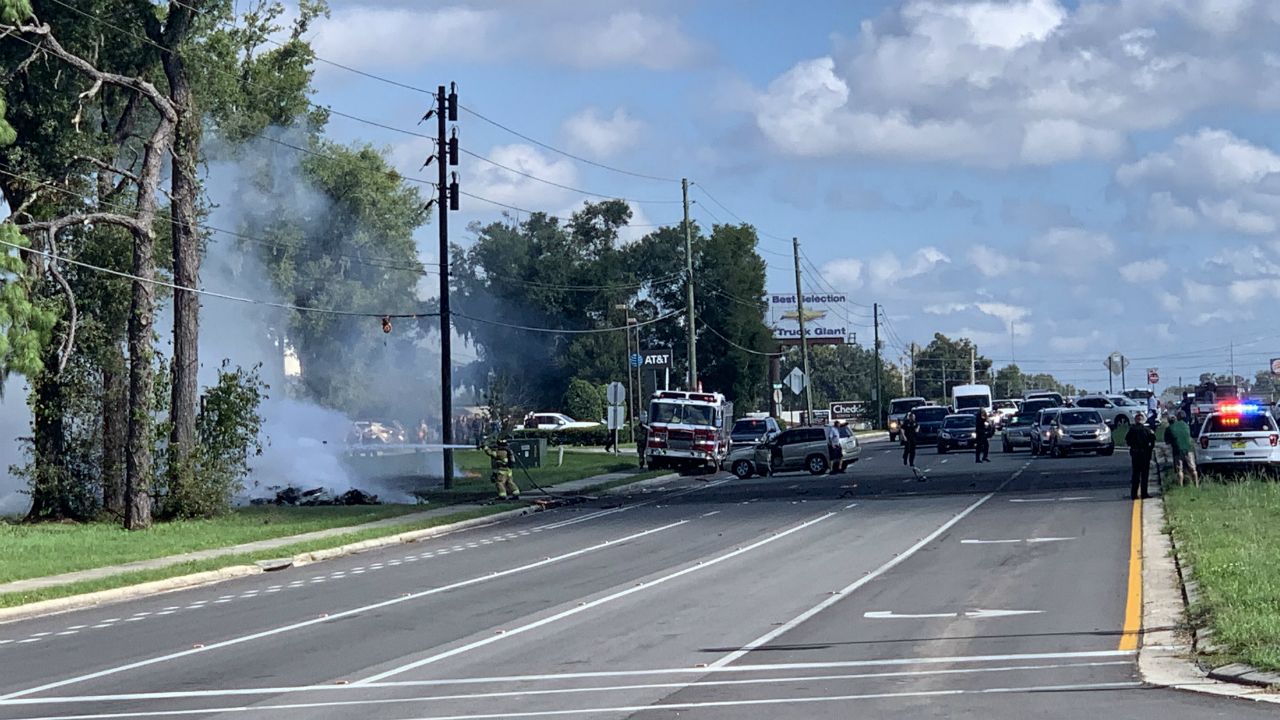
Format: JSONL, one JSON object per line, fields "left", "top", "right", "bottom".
{"left": 701, "top": 322, "right": 782, "bottom": 357}
{"left": 459, "top": 104, "right": 679, "bottom": 184}
{"left": 453, "top": 308, "right": 681, "bottom": 335}
{"left": 0, "top": 235, "right": 434, "bottom": 319}
{"left": 458, "top": 148, "right": 679, "bottom": 205}
{"left": 692, "top": 183, "right": 791, "bottom": 246}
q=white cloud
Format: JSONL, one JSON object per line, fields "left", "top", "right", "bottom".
{"left": 1117, "top": 128, "right": 1280, "bottom": 235}
{"left": 820, "top": 258, "right": 865, "bottom": 291}
{"left": 467, "top": 144, "right": 579, "bottom": 207}
{"left": 1035, "top": 227, "right": 1114, "bottom": 275}
{"left": 312, "top": 7, "right": 497, "bottom": 69}
{"left": 562, "top": 108, "right": 644, "bottom": 159}
{"left": 966, "top": 244, "right": 1037, "bottom": 277}
{"left": 751, "top": 1, "right": 1271, "bottom": 165}
{"left": 545, "top": 11, "right": 701, "bottom": 69}
{"left": 1118, "top": 259, "right": 1168, "bottom": 284}
{"left": 866, "top": 247, "right": 951, "bottom": 288}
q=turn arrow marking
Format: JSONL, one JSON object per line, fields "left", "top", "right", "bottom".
{"left": 864, "top": 611, "right": 956, "bottom": 619}
{"left": 966, "top": 609, "right": 1044, "bottom": 619}
{"left": 865, "top": 609, "right": 1044, "bottom": 620}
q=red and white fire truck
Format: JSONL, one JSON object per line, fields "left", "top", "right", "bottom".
{"left": 644, "top": 390, "right": 734, "bottom": 473}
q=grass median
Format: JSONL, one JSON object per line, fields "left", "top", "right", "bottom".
{"left": 423, "top": 449, "right": 652, "bottom": 504}
{"left": 0, "top": 506, "right": 511, "bottom": 609}
{"left": 1163, "top": 478, "right": 1280, "bottom": 672}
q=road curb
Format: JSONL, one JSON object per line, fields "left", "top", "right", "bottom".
{"left": 0, "top": 506, "right": 535, "bottom": 624}
{"left": 1137, "top": 492, "right": 1280, "bottom": 703}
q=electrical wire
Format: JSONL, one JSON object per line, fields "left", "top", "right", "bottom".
{"left": 459, "top": 148, "right": 679, "bottom": 205}
{"left": 453, "top": 309, "right": 681, "bottom": 335}
{"left": 0, "top": 235, "right": 435, "bottom": 318}
{"left": 701, "top": 323, "right": 782, "bottom": 356}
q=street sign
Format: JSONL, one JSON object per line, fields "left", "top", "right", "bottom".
{"left": 772, "top": 383, "right": 783, "bottom": 390}
{"left": 1147, "top": 368, "right": 1159, "bottom": 384}
{"left": 639, "top": 348, "right": 673, "bottom": 369}
{"left": 1272, "top": 358, "right": 1280, "bottom": 376}
{"left": 606, "top": 381, "right": 626, "bottom": 406}
{"left": 772, "top": 388, "right": 783, "bottom": 404}
{"left": 606, "top": 405, "right": 626, "bottom": 430}
{"left": 784, "top": 367, "right": 807, "bottom": 395}
{"left": 1104, "top": 352, "right": 1128, "bottom": 375}
{"left": 629, "top": 353, "right": 643, "bottom": 368}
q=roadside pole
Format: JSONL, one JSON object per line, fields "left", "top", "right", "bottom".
{"left": 682, "top": 178, "right": 697, "bottom": 390}
{"left": 792, "top": 238, "right": 815, "bottom": 425}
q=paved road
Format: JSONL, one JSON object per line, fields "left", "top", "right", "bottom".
{"left": 0, "top": 437, "right": 1271, "bottom": 719}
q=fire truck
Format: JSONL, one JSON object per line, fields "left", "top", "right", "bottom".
{"left": 644, "top": 390, "right": 734, "bottom": 473}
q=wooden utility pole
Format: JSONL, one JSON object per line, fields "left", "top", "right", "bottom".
{"left": 792, "top": 238, "right": 814, "bottom": 424}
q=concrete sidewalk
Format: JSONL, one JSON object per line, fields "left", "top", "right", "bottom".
{"left": 0, "top": 468, "right": 667, "bottom": 598}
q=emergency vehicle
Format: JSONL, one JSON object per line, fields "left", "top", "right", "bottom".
{"left": 1188, "top": 382, "right": 1240, "bottom": 426}
{"left": 644, "top": 390, "right": 734, "bottom": 473}
{"left": 1195, "top": 402, "right": 1280, "bottom": 471}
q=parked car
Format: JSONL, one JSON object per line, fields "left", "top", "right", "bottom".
{"left": 910, "top": 405, "right": 951, "bottom": 446}
{"left": 730, "top": 416, "right": 781, "bottom": 447}
{"left": 751, "top": 425, "right": 843, "bottom": 477}
{"left": 1030, "top": 408, "right": 1065, "bottom": 456}
{"left": 1001, "top": 413, "right": 1036, "bottom": 452}
{"left": 1046, "top": 409, "right": 1114, "bottom": 457}
{"left": 347, "top": 420, "right": 407, "bottom": 445}
{"left": 937, "top": 414, "right": 979, "bottom": 454}
{"left": 1195, "top": 404, "right": 1280, "bottom": 472}
{"left": 524, "top": 413, "right": 602, "bottom": 431}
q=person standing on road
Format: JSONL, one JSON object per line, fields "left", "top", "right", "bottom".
{"left": 1146, "top": 395, "right": 1159, "bottom": 428}
{"left": 1163, "top": 411, "right": 1200, "bottom": 487}
{"left": 483, "top": 439, "right": 521, "bottom": 501}
{"left": 975, "top": 409, "right": 991, "bottom": 463}
{"left": 636, "top": 421, "right": 648, "bottom": 468}
{"left": 1126, "top": 412, "right": 1155, "bottom": 499}
{"left": 901, "top": 411, "right": 919, "bottom": 467}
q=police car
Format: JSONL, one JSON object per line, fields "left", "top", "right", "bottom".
{"left": 1195, "top": 403, "right": 1280, "bottom": 471}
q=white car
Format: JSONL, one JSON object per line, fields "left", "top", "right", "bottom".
{"left": 524, "top": 413, "right": 602, "bottom": 431}
{"left": 1195, "top": 404, "right": 1280, "bottom": 471}
{"left": 1072, "top": 394, "right": 1140, "bottom": 428}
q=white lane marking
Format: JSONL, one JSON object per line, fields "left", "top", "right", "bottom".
{"left": 65, "top": 626, "right": 87, "bottom": 630}
{"left": 5, "top": 663, "right": 1135, "bottom": 716}
{"left": 356, "top": 513, "right": 837, "bottom": 684}
{"left": 90, "top": 624, "right": 112, "bottom": 629}
{"left": 0, "top": 520, "right": 691, "bottom": 701}
{"left": 156, "top": 610, "right": 178, "bottom": 614}
{"left": 29, "top": 633, "right": 52, "bottom": 637}
{"left": 54, "top": 631, "right": 78, "bottom": 636}
{"left": 865, "top": 611, "right": 955, "bottom": 619}
{"left": 1027, "top": 537, "right": 1076, "bottom": 543}
{"left": 0, "top": 651, "right": 1137, "bottom": 705}
{"left": 700, "top": 511, "right": 721, "bottom": 518}
{"left": 131, "top": 612, "right": 151, "bottom": 617}
{"left": 960, "top": 539, "right": 1021, "bottom": 545}
{"left": 1010, "top": 496, "right": 1094, "bottom": 503}
{"left": 0, "top": 683, "right": 1147, "bottom": 718}
{"left": 939, "top": 459, "right": 949, "bottom": 464}
{"left": 0, "top": 640, "right": 13, "bottom": 645}
{"left": 711, "top": 478, "right": 1011, "bottom": 668}
{"left": 844, "top": 502, "right": 858, "bottom": 510}
{"left": 961, "top": 537, "right": 1076, "bottom": 545}
{"left": 17, "top": 639, "right": 39, "bottom": 644}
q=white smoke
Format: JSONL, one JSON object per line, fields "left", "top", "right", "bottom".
{"left": 0, "top": 376, "right": 31, "bottom": 517}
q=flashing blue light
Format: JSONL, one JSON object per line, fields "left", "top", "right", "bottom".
{"left": 1218, "top": 403, "right": 1263, "bottom": 415}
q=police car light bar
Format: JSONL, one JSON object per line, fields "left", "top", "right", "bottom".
{"left": 1217, "top": 402, "right": 1263, "bottom": 415}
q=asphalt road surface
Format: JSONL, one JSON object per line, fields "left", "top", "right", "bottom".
{"left": 0, "top": 436, "right": 1272, "bottom": 719}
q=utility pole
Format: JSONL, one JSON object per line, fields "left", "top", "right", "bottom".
{"left": 682, "top": 178, "right": 697, "bottom": 390}
{"left": 1230, "top": 341, "right": 1235, "bottom": 382}
{"left": 792, "top": 238, "right": 815, "bottom": 425}
{"left": 429, "top": 83, "right": 459, "bottom": 488}
{"left": 910, "top": 343, "right": 917, "bottom": 395}
{"left": 873, "top": 303, "right": 883, "bottom": 427}
{"left": 970, "top": 345, "right": 976, "bottom": 385}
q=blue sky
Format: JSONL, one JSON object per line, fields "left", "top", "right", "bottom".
{"left": 303, "top": 0, "right": 1280, "bottom": 391}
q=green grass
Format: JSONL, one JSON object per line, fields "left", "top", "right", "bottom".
{"left": 0, "top": 505, "right": 425, "bottom": 585}
{"left": 1164, "top": 479, "right": 1280, "bottom": 672}
{"left": 0, "top": 506, "right": 509, "bottom": 609}
{"left": 424, "top": 449, "right": 648, "bottom": 503}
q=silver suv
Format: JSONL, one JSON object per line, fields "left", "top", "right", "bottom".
{"left": 753, "top": 426, "right": 843, "bottom": 477}
{"left": 1047, "top": 409, "right": 1115, "bottom": 457}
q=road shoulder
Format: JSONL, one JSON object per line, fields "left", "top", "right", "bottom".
{"left": 1137, "top": 491, "right": 1280, "bottom": 703}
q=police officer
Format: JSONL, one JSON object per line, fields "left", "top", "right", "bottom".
{"left": 901, "top": 411, "right": 919, "bottom": 468}
{"left": 975, "top": 409, "right": 991, "bottom": 463}
{"left": 483, "top": 439, "right": 520, "bottom": 501}
{"left": 1125, "top": 412, "right": 1155, "bottom": 499}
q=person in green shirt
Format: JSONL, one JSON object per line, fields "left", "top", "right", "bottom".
{"left": 1163, "top": 412, "right": 1200, "bottom": 487}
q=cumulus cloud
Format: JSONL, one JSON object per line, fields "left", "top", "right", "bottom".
{"left": 545, "top": 11, "right": 702, "bottom": 69}
{"left": 312, "top": 7, "right": 497, "bottom": 69}
{"left": 966, "top": 243, "right": 1037, "bottom": 278}
{"left": 1036, "top": 227, "right": 1115, "bottom": 275}
{"left": 1117, "top": 128, "right": 1280, "bottom": 235}
{"left": 1118, "top": 259, "right": 1169, "bottom": 284}
{"left": 562, "top": 108, "right": 644, "bottom": 159}
{"left": 467, "top": 144, "right": 579, "bottom": 207}
{"left": 751, "top": 0, "right": 1275, "bottom": 165}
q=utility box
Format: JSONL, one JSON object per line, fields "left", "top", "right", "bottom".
{"left": 507, "top": 438, "right": 545, "bottom": 469}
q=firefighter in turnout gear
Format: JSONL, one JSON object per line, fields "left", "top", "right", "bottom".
{"left": 483, "top": 439, "right": 521, "bottom": 501}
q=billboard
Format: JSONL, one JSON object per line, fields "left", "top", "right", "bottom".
{"left": 767, "top": 292, "right": 851, "bottom": 344}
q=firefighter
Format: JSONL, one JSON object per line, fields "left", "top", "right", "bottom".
{"left": 482, "top": 438, "right": 521, "bottom": 501}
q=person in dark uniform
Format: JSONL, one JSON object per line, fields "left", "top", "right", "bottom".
{"left": 1125, "top": 412, "right": 1155, "bottom": 499}
{"left": 636, "top": 421, "right": 648, "bottom": 468}
{"left": 975, "top": 409, "right": 991, "bottom": 463}
{"left": 901, "top": 411, "right": 919, "bottom": 468}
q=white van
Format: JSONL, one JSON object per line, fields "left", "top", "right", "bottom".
{"left": 951, "top": 384, "right": 993, "bottom": 414}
